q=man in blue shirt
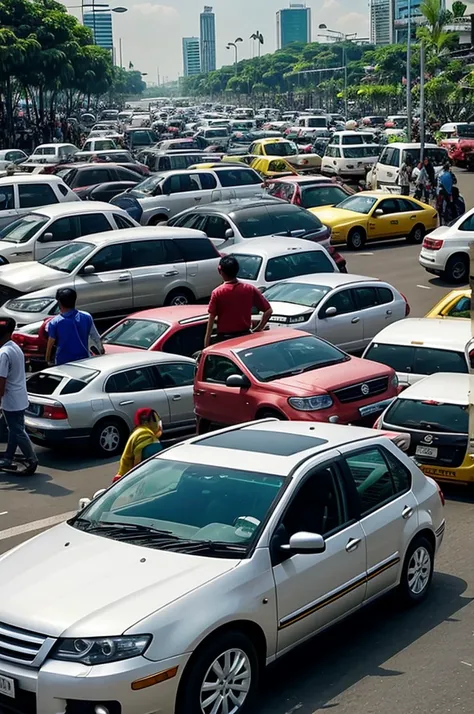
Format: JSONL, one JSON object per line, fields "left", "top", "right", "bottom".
{"left": 45, "top": 288, "right": 103, "bottom": 365}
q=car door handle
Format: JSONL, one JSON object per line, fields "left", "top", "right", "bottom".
{"left": 209, "top": 392, "right": 217, "bottom": 397}
{"left": 164, "top": 270, "right": 178, "bottom": 277}
{"left": 172, "top": 395, "right": 181, "bottom": 401}
{"left": 402, "top": 506, "right": 414, "bottom": 519}
{"left": 346, "top": 538, "right": 361, "bottom": 553}
{"left": 351, "top": 317, "right": 360, "bottom": 324}
{"left": 390, "top": 220, "right": 398, "bottom": 224}
{"left": 194, "top": 197, "right": 202, "bottom": 201}
{"left": 386, "top": 309, "right": 392, "bottom": 315}
{"left": 119, "top": 400, "right": 134, "bottom": 406}
{"left": 118, "top": 274, "right": 130, "bottom": 282}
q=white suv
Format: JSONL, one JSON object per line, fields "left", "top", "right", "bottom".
{"left": 418, "top": 208, "right": 474, "bottom": 283}
{"left": 0, "top": 174, "right": 79, "bottom": 231}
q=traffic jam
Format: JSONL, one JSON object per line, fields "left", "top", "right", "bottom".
{"left": 0, "top": 103, "right": 470, "bottom": 714}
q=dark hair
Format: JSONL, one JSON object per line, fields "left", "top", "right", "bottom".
{"left": 0, "top": 317, "right": 16, "bottom": 339}
{"left": 219, "top": 255, "right": 239, "bottom": 279}
{"left": 56, "top": 287, "right": 77, "bottom": 309}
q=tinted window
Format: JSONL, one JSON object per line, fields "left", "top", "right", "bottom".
{"left": 162, "top": 323, "right": 207, "bottom": 357}
{"left": 268, "top": 205, "right": 323, "bottom": 233}
{"left": 458, "top": 214, "right": 474, "bottom": 231}
{"left": 354, "top": 286, "right": 380, "bottom": 309}
{"left": 79, "top": 213, "right": 112, "bottom": 236}
{"left": 234, "top": 254, "right": 262, "bottom": 281}
{"left": 103, "top": 319, "right": 168, "bottom": 349}
{"left": 383, "top": 398, "right": 468, "bottom": 434}
{"left": 176, "top": 238, "right": 218, "bottom": 262}
{"left": 377, "top": 287, "right": 394, "bottom": 305}
{"left": 157, "top": 362, "right": 195, "bottom": 387}
{"left": 105, "top": 366, "right": 157, "bottom": 393}
{"left": 88, "top": 244, "right": 123, "bottom": 272}
{"left": 364, "top": 343, "right": 414, "bottom": 372}
{"left": 378, "top": 199, "right": 400, "bottom": 215}
{"left": 345, "top": 447, "right": 410, "bottom": 516}
{"left": 75, "top": 168, "right": 112, "bottom": 188}
{"left": 399, "top": 198, "right": 421, "bottom": 212}
{"left": 114, "top": 214, "right": 135, "bottom": 229}
{"left": 127, "top": 239, "right": 181, "bottom": 268}
{"left": 300, "top": 185, "right": 348, "bottom": 209}
{"left": 19, "top": 183, "right": 58, "bottom": 208}
{"left": 233, "top": 207, "right": 273, "bottom": 238}
{"left": 320, "top": 289, "right": 356, "bottom": 316}
{"left": 115, "top": 168, "right": 140, "bottom": 181}
{"left": 0, "top": 185, "right": 14, "bottom": 211}
{"left": 266, "top": 251, "right": 334, "bottom": 282}
{"left": 58, "top": 184, "right": 69, "bottom": 197}
{"left": 413, "top": 347, "right": 467, "bottom": 375}
{"left": 196, "top": 173, "right": 218, "bottom": 190}
{"left": 205, "top": 215, "right": 231, "bottom": 239}
{"left": 203, "top": 355, "right": 242, "bottom": 383}
{"left": 163, "top": 174, "right": 200, "bottom": 194}
{"left": 43, "top": 216, "right": 79, "bottom": 242}
{"left": 27, "top": 372, "right": 63, "bottom": 395}
{"left": 216, "top": 169, "right": 261, "bottom": 187}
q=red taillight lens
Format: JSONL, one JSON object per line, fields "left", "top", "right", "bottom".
{"left": 401, "top": 292, "right": 410, "bottom": 316}
{"left": 437, "top": 483, "right": 445, "bottom": 507}
{"left": 373, "top": 414, "right": 383, "bottom": 429}
{"left": 423, "top": 237, "right": 444, "bottom": 250}
{"left": 42, "top": 404, "right": 68, "bottom": 420}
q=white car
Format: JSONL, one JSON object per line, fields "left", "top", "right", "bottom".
{"left": 0, "top": 174, "right": 79, "bottom": 230}
{"left": 418, "top": 209, "right": 474, "bottom": 283}
{"left": 264, "top": 273, "right": 409, "bottom": 353}
{"left": 322, "top": 132, "right": 380, "bottom": 178}
{"left": 0, "top": 420, "right": 445, "bottom": 714}
{"left": 81, "top": 137, "right": 118, "bottom": 152}
{"left": 374, "top": 143, "right": 447, "bottom": 188}
{"left": 0, "top": 149, "right": 28, "bottom": 170}
{"left": 221, "top": 237, "right": 338, "bottom": 290}
{"left": 362, "top": 317, "right": 472, "bottom": 388}
{"left": 22, "top": 143, "right": 79, "bottom": 165}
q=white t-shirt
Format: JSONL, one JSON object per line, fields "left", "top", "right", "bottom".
{"left": 0, "top": 340, "right": 29, "bottom": 412}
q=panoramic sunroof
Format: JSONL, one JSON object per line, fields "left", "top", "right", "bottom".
{"left": 196, "top": 430, "right": 327, "bottom": 456}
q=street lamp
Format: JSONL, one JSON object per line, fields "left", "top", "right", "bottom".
{"left": 226, "top": 37, "right": 243, "bottom": 73}
{"left": 318, "top": 24, "right": 353, "bottom": 119}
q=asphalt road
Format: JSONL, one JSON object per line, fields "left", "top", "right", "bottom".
{"left": 0, "top": 170, "right": 473, "bottom": 714}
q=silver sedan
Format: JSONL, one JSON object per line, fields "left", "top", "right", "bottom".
{"left": 24, "top": 351, "right": 196, "bottom": 457}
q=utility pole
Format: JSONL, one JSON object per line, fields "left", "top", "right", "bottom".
{"left": 406, "top": 0, "right": 412, "bottom": 142}
{"left": 343, "top": 45, "right": 348, "bottom": 119}
{"left": 420, "top": 40, "right": 425, "bottom": 161}
{"left": 119, "top": 37, "right": 123, "bottom": 69}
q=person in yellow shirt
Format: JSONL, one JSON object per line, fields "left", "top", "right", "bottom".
{"left": 114, "top": 408, "right": 162, "bottom": 482}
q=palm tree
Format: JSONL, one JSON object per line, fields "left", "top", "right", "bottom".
{"left": 250, "top": 31, "right": 264, "bottom": 58}
{"left": 418, "top": 0, "right": 454, "bottom": 55}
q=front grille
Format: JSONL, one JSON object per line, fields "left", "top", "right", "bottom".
{"left": 0, "top": 287, "right": 21, "bottom": 307}
{"left": 0, "top": 622, "right": 47, "bottom": 666}
{"left": 333, "top": 376, "right": 389, "bottom": 404}
{"left": 0, "top": 689, "right": 36, "bottom": 714}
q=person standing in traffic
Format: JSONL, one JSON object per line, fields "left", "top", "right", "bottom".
{"left": 437, "top": 162, "right": 455, "bottom": 224}
{"left": 204, "top": 256, "right": 273, "bottom": 348}
{"left": 398, "top": 156, "right": 412, "bottom": 196}
{"left": 114, "top": 408, "right": 163, "bottom": 482}
{"left": 0, "top": 318, "right": 38, "bottom": 473}
{"left": 45, "top": 288, "right": 103, "bottom": 366}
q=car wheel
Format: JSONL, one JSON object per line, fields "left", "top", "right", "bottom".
{"left": 397, "top": 536, "right": 434, "bottom": 606}
{"left": 197, "top": 418, "right": 212, "bottom": 435}
{"left": 177, "top": 631, "right": 259, "bottom": 714}
{"left": 257, "top": 409, "right": 285, "bottom": 420}
{"left": 407, "top": 224, "right": 425, "bottom": 244}
{"left": 164, "top": 288, "right": 195, "bottom": 306}
{"left": 91, "top": 419, "right": 127, "bottom": 458}
{"left": 347, "top": 228, "right": 366, "bottom": 250}
{"left": 148, "top": 215, "right": 167, "bottom": 226}
{"left": 443, "top": 254, "right": 469, "bottom": 283}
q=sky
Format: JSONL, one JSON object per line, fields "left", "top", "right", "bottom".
{"left": 65, "top": 0, "right": 370, "bottom": 83}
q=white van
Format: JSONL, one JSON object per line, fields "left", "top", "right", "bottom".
{"left": 322, "top": 132, "right": 380, "bottom": 178}
{"left": 297, "top": 115, "right": 329, "bottom": 130}
{"left": 374, "top": 143, "right": 448, "bottom": 187}
{"left": 362, "top": 318, "right": 471, "bottom": 388}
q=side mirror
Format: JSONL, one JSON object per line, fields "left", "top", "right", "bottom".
{"left": 83, "top": 264, "right": 96, "bottom": 275}
{"left": 281, "top": 531, "right": 326, "bottom": 554}
{"left": 225, "top": 228, "right": 234, "bottom": 239}
{"left": 78, "top": 497, "right": 91, "bottom": 511}
{"left": 93, "top": 488, "right": 107, "bottom": 500}
{"left": 374, "top": 208, "right": 384, "bottom": 217}
{"left": 42, "top": 232, "right": 54, "bottom": 242}
{"left": 226, "top": 374, "right": 251, "bottom": 389}
{"left": 325, "top": 306, "right": 337, "bottom": 317}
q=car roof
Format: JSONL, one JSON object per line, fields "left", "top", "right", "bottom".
{"left": 162, "top": 420, "right": 391, "bottom": 477}
{"left": 223, "top": 236, "right": 328, "bottom": 258}
{"left": 396, "top": 372, "right": 468, "bottom": 406}
{"left": 0, "top": 174, "right": 65, "bottom": 185}
{"left": 45, "top": 350, "right": 195, "bottom": 377}
{"left": 121, "top": 304, "right": 208, "bottom": 324}
{"left": 72, "top": 226, "right": 208, "bottom": 246}
{"left": 33, "top": 143, "right": 77, "bottom": 149}
{"left": 370, "top": 318, "right": 471, "bottom": 349}
{"left": 381, "top": 142, "right": 441, "bottom": 149}
{"left": 269, "top": 273, "right": 380, "bottom": 288}
{"left": 270, "top": 175, "right": 340, "bottom": 185}
{"left": 185, "top": 198, "right": 280, "bottom": 214}
{"left": 28, "top": 202, "right": 120, "bottom": 218}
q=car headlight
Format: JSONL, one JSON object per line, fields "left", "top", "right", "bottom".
{"left": 288, "top": 395, "right": 333, "bottom": 411}
{"left": 6, "top": 297, "right": 55, "bottom": 313}
{"left": 391, "top": 373, "right": 399, "bottom": 389}
{"left": 51, "top": 635, "right": 151, "bottom": 665}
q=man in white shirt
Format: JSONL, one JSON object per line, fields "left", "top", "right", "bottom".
{"left": 0, "top": 318, "right": 37, "bottom": 472}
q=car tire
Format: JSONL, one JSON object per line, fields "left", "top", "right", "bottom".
{"left": 443, "top": 254, "right": 469, "bottom": 283}
{"left": 397, "top": 535, "right": 434, "bottom": 607}
{"left": 347, "top": 227, "right": 366, "bottom": 250}
{"left": 197, "top": 418, "right": 212, "bottom": 435}
{"left": 148, "top": 215, "right": 168, "bottom": 226}
{"left": 91, "top": 418, "right": 127, "bottom": 458}
{"left": 164, "top": 288, "right": 195, "bottom": 306}
{"left": 257, "top": 409, "right": 285, "bottom": 420}
{"left": 407, "top": 224, "right": 425, "bottom": 244}
{"left": 177, "top": 630, "right": 260, "bottom": 714}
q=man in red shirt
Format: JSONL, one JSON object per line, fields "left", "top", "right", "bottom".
{"left": 204, "top": 256, "right": 273, "bottom": 347}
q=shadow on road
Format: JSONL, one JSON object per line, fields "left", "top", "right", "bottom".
{"left": 427, "top": 276, "right": 468, "bottom": 289}
{"left": 256, "top": 572, "right": 471, "bottom": 713}
{"left": 0, "top": 469, "right": 73, "bottom": 498}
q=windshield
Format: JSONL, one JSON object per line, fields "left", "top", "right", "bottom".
{"left": 205, "top": 128, "right": 229, "bottom": 137}
{"left": 307, "top": 118, "right": 327, "bottom": 128}
{"left": 40, "top": 242, "right": 94, "bottom": 273}
{"left": 342, "top": 146, "right": 379, "bottom": 159}
{"left": 265, "top": 252, "right": 334, "bottom": 282}
{"left": 265, "top": 141, "right": 297, "bottom": 157}
{"left": 238, "top": 335, "right": 347, "bottom": 382}
{"left": 234, "top": 255, "right": 263, "bottom": 281}
{"left": 103, "top": 319, "right": 169, "bottom": 349}
{"left": 457, "top": 125, "right": 474, "bottom": 138}
{"left": 402, "top": 148, "right": 447, "bottom": 166}
{"left": 384, "top": 398, "right": 468, "bottom": 434}
{"left": 364, "top": 343, "right": 467, "bottom": 375}
{"left": 0, "top": 214, "right": 49, "bottom": 244}
{"left": 336, "top": 195, "right": 378, "bottom": 214}
{"left": 131, "top": 174, "right": 163, "bottom": 196}
{"left": 264, "top": 281, "right": 331, "bottom": 307}
{"left": 301, "top": 185, "right": 348, "bottom": 209}
{"left": 73, "top": 458, "right": 286, "bottom": 552}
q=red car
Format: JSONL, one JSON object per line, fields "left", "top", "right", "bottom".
{"left": 194, "top": 328, "right": 398, "bottom": 433}
{"left": 12, "top": 319, "right": 51, "bottom": 370}
{"left": 264, "top": 175, "right": 355, "bottom": 209}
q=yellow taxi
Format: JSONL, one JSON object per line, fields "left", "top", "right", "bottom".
{"left": 425, "top": 289, "right": 470, "bottom": 319}
{"left": 249, "top": 156, "right": 298, "bottom": 178}
{"left": 247, "top": 138, "right": 322, "bottom": 171}
{"left": 309, "top": 191, "right": 438, "bottom": 249}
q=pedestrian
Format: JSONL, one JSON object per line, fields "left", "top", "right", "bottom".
{"left": 114, "top": 408, "right": 163, "bottom": 481}
{"left": 204, "top": 255, "right": 273, "bottom": 348}
{"left": 415, "top": 161, "right": 430, "bottom": 203}
{"left": 437, "top": 162, "right": 455, "bottom": 224}
{"left": 398, "top": 156, "right": 412, "bottom": 196}
{"left": 45, "top": 287, "right": 103, "bottom": 366}
{"left": 0, "top": 318, "right": 38, "bottom": 473}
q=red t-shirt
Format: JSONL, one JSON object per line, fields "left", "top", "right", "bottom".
{"left": 208, "top": 281, "right": 271, "bottom": 334}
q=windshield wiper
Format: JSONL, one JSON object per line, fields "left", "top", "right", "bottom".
{"left": 157, "top": 540, "right": 247, "bottom": 556}
{"left": 300, "top": 358, "right": 347, "bottom": 372}
{"left": 70, "top": 519, "right": 175, "bottom": 537}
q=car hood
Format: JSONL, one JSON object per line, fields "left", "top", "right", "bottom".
{"left": 310, "top": 207, "right": 361, "bottom": 227}
{"left": 0, "top": 261, "right": 67, "bottom": 292}
{"left": 0, "top": 523, "right": 238, "bottom": 638}
{"left": 273, "top": 357, "right": 392, "bottom": 394}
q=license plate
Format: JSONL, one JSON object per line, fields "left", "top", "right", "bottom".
{"left": 0, "top": 674, "right": 15, "bottom": 699}
{"left": 416, "top": 445, "right": 438, "bottom": 458}
{"left": 359, "top": 398, "right": 394, "bottom": 418}
{"left": 26, "top": 403, "right": 41, "bottom": 416}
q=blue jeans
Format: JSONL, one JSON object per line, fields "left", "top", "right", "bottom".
{"left": 3, "top": 410, "right": 37, "bottom": 462}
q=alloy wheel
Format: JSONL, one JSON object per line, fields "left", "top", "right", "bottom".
{"left": 99, "top": 425, "right": 121, "bottom": 453}
{"left": 451, "top": 260, "right": 467, "bottom": 282}
{"left": 171, "top": 294, "right": 189, "bottom": 306}
{"left": 407, "top": 546, "right": 431, "bottom": 595}
{"left": 200, "top": 648, "right": 251, "bottom": 714}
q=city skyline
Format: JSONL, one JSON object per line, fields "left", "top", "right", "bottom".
{"left": 200, "top": 6, "right": 216, "bottom": 73}
{"left": 182, "top": 36, "right": 201, "bottom": 76}
{"left": 83, "top": 3, "right": 114, "bottom": 51}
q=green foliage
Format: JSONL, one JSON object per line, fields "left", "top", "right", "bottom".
{"left": 451, "top": 1, "right": 467, "bottom": 17}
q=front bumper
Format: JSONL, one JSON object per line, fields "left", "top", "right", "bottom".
{"left": 0, "top": 652, "right": 189, "bottom": 714}
{"left": 283, "top": 395, "right": 396, "bottom": 425}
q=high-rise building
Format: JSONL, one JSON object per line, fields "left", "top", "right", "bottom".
{"left": 276, "top": 3, "right": 311, "bottom": 50}
{"left": 200, "top": 6, "right": 216, "bottom": 73}
{"left": 393, "top": 0, "right": 444, "bottom": 41}
{"left": 83, "top": 3, "right": 113, "bottom": 50}
{"left": 183, "top": 37, "right": 201, "bottom": 76}
{"left": 370, "top": 0, "right": 394, "bottom": 45}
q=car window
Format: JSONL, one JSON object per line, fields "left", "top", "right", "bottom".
{"left": 398, "top": 198, "right": 421, "bottom": 212}
{"left": 446, "top": 296, "right": 470, "bottom": 318}
{"left": 345, "top": 446, "right": 410, "bottom": 516}
{"left": 157, "top": 362, "right": 195, "bottom": 387}
{"left": 204, "top": 215, "right": 232, "bottom": 239}
{"left": 389, "top": 148, "right": 400, "bottom": 167}
{"left": 267, "top": 182, "right": 293, "bottom": 200}
{"left": 177, "top": 174, "right": 201, "bottom": 193}
{"left": 216, "top": 169, "right": 261, "bottom": 187}
{"left": 88, "top": 244, "right": 123, "bottom": 272}
{"left": 413, "top": 347, "right": 467, "bottom": 375}
{"left": 319, "top": 289, "right": 357, "bottom": 316}
{"left": 103, "top": 319, "right": 169, "bottom": 350}
{"left": 162, "top": 323, "right": 207, "bottom": 358}
{"left": 268, "top": 204, "right": 323, "bottom": 233}
{"left": 175, "top": 238, "right": 218, "bottom": 262}
{"left": 114, "top": 214, "right": 135, "bottom": 229}
{"left": 378, "top": 199, "right": 400, "bottom": 215}
{"left": 75, "top": 168, "right": 112, "bottom": 188}
{"left": 379, "top": 147, "right": 393, "bottom": 166}
{"left": 458, "top": 214, "right": 474, "bottom": 231}
{"left": 79, "top": 213, "right": 112, "bottom": 236}
{"left": 19, "top": 183, "right": 58, "bottom": 208}
{"left": 354, "top": 286, "right": 381, "bottom": 309}
{"left": 383, "top": 398, "right": 469, "bottom": 434}
{"left": 57, "top": 184, "right": 69, "bottom": 197}
{"left": 105, "top": 366, "right": 158, "bottom": 393}
{"left": 300, "top": 185, "right": 348, "bottom": 209}
{"left": 0, "top": 185, "right": 14, "bottom": 211}
{"left": 115, "top": 167, "right": 138, "bottom": 181}
{"left": 281, "top": 465, "right": 349, "bottom": 537}
{"left": 266, "top": 250, "right": 334, "bottom": 282}
{"left": 41, "top": 216, "right": 80, "bottom": 243}
{"left": 233, "top": 207, "right": 273, "bottom": 238}
{"left": 172, "top": 213, "right": 201, "bottom": 229}
{"left": 202, "top": 354, "right": 242, "bottom": 383}
{"left": 196, "top": 173, "right": 218, "bottom": 190}
{"left": 365, "top": 343, "right": 415, "bottom": 372}
{"left": 0, "top": 214, "right": 49, "bottom": 244}
{"left": 377, "top": 287, "right": 394, "bottom": 305}
{"left": 127, "top": 239, "right": 181, "bottom": 268}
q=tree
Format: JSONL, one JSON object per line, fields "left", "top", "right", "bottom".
{"left": 451, "top": 1, "right": 467, "bottom": 17}
{"left": 418, "top": 0, "right": 456, "bottom": 55}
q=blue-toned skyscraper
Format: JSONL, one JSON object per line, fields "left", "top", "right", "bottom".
{"left": 276, "top": 3, "right": 311, "bottom": 49}
{"left": 183, "top": 37, "right": 201, "bottom": 76}
{"left": 394, "top": 0, "right": 445, "bottom": 42}
{"left": 84, "top": 4, "right": 113, "bottom": 50}
{"left": 200, "top": 6, "right": 216, "bottom": 73}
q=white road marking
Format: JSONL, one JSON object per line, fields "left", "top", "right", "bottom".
{"left": 0, "top": 511, "right": 8, "bottom": 516}
{"left": 416, "top": 284, "right": 432, "bottom": 290}
{"left": 0, "top": 511, "right": 75, "bottom": 542}
{"left": 461, "top": 661, "right": 472, "bottom": 667}
{"left": 357, "top": 252, "right": 374, "bottom": 256}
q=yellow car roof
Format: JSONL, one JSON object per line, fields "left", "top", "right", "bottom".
{"left": 253, "top": 138, "right": 287, "bottom": 145}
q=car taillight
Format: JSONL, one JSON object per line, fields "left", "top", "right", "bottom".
{"left": 401, "top": 292, "right": 410, "bottom": 316}
{"left": 373, "top": 414, "right": 383, "bottom": 429}
{"left": 437, "top": 483, "right": 445, "bottom": 507}
{"left": 42, "top": 404, "right": 68, "bottom": 420}
{"left": 423, "top": 236, "right": 444, "bottom": 250}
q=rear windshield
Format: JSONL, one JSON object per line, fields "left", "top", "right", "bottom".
{"left": 402, "top": 148, "right": 447, "bottom": 166}
{"left": 103, "top": 319, "right": 169, "bottom": 349}
{"left": 27, "top": 373, "right": 63, "bottom": 395}
{"left": 342, "top": 146, "right": 379, "bottom": 159}
{"left": 364, "top": 343, "right": 468, "bottom": 375}
{"left": 457, "top": 124, "right": 474, "bottom": 138}
{"left": 27, "top": 366, "right": 99, "bottom": 395}
{"left": 264, "top": 281, "right": 331, "bottom": 308}
{"left": 265, "top": 251, "right": 334, "bottom": 282}
{"left": 384, "top": 398, "right": 468, "bottom": 434}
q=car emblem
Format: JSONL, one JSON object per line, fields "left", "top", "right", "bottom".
{"left": 423, "top": 434, "right": 433, "bottom": 444}
{"left": 361, "top": 384, "right": 370, "bottom": 396}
